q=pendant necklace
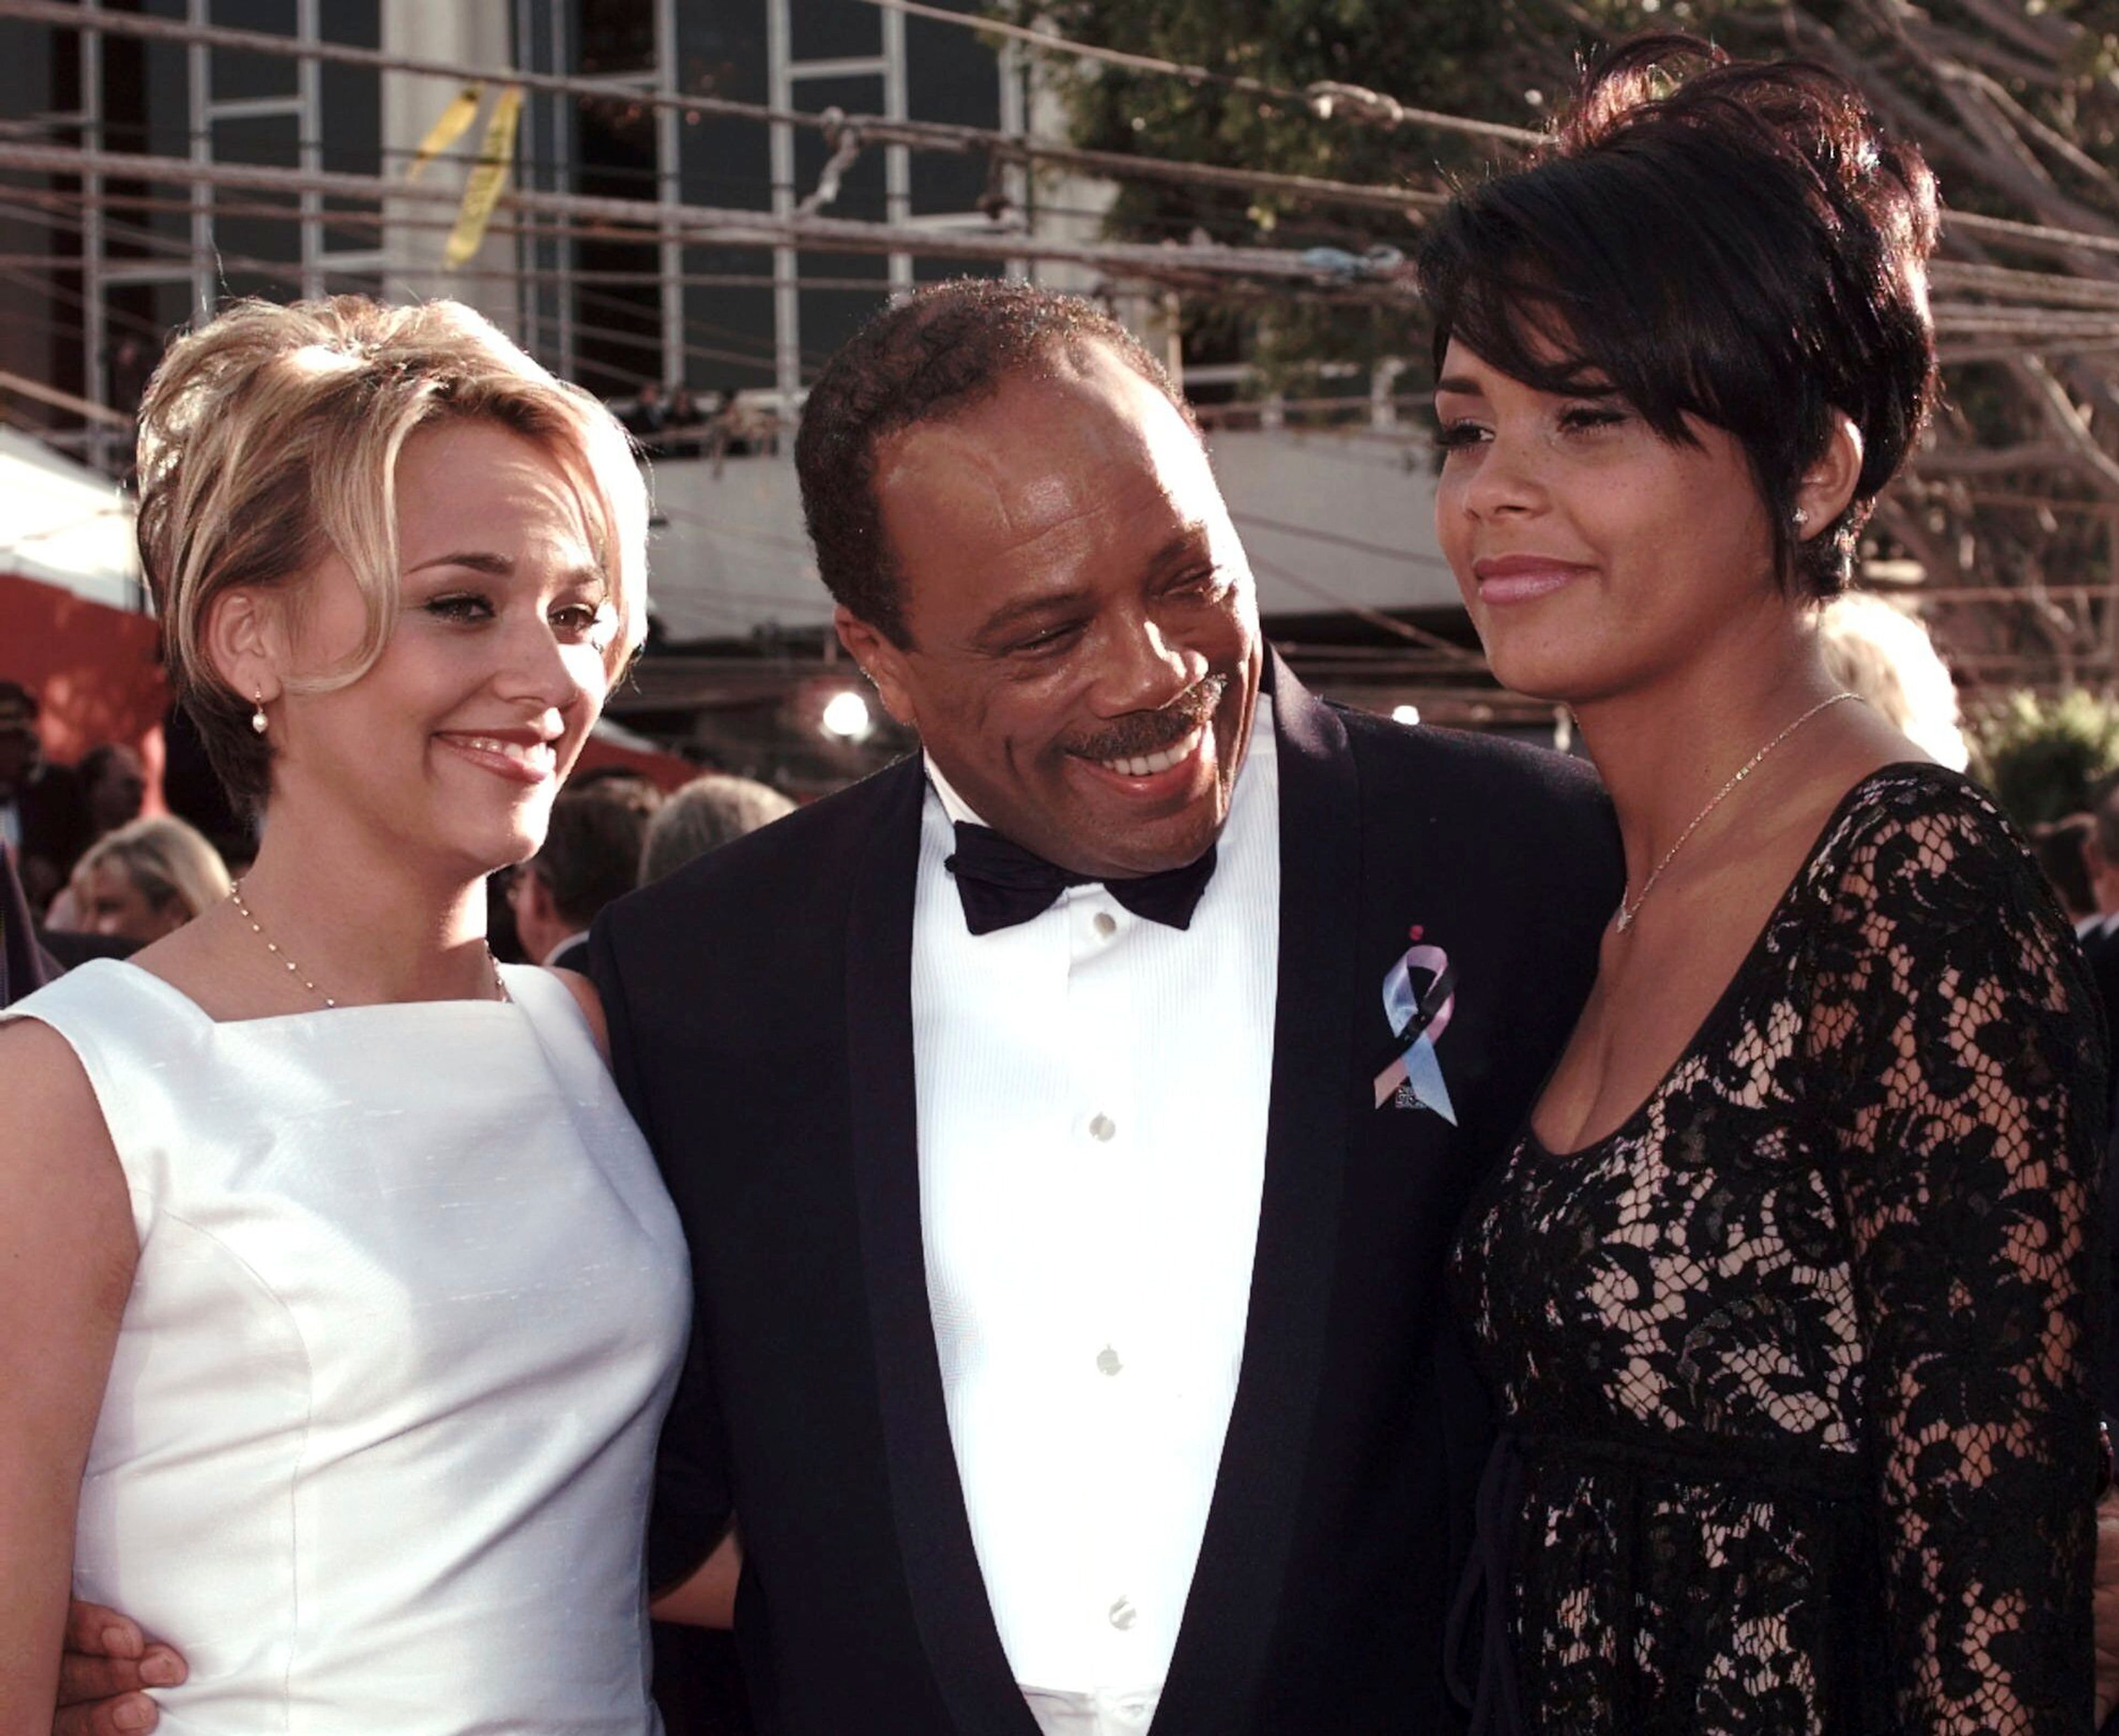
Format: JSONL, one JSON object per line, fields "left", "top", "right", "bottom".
{"left": 1613, "top": 691, "right": 1860, "bottom": 935}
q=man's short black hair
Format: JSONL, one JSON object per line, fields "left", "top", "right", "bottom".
{"left": 794, "top": 278, "right": 1197, "bottom": 648}
{"left": 1418, "top": 33, "right": 1939, "bottom": 599}
{"left": 531, "top": 789, "right": 653, "bottom": 928}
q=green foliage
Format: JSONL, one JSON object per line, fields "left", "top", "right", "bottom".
{"left": 1004, "top": 0, "right": 1832, "bottom": 379}
{"left": 1969, "top": 689, "right": 2119, "bottom": 827}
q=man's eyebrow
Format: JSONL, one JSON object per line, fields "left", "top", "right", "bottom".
{"left": 1144, "top": 521, "right": 1215, "bottom": 571}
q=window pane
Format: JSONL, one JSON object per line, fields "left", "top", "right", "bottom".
{"left": 210, "top": 0, "right": 298, "bottom": 102}
{"left": 320, "top": 57, "right": 381, "bottom": 251}
{"left": 908, "top": 1, "right": 1002, "bottom": 217}
{"left": 211, "top": 111, "right": 302, "bottom": 267}
{"left": 574, "top": 0, "right": 655, "bottom": 78}
{"left": 790, "top": 0, "right": 879, "bottom": 65}
{"left": 682, "top": 244, "right": 776, "bottom": 396}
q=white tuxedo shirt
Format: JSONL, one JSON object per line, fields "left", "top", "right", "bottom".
{"left": 911, "top": 698, "right": 1280, "bottom": 1735}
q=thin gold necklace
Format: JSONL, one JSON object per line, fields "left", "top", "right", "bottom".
{"left": 227, "top": 880, "right": 508, "bottom": 1009}
{"left": 1614, "top": 691, "right": 1860, "bottom": 935}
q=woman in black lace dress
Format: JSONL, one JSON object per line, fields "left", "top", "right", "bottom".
{"left": 1423, "top": 37, "right": 2105, "bottom": 1735}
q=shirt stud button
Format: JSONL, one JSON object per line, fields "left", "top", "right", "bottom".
{"left": 1109, "top": 1596, "right": 1137, "bottom": 1631}
{"left": 1096, "top": 1345, "right": 1122, "bottom": 1376}
{"left": 1093, "top": 911, "right": 1117, "bottom": 938}
{"left": 1088, "top": 1114, "right": 1115, "bottom": 1142}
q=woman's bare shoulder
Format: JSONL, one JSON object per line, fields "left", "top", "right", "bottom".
{"left": 0, "top": 1017, "right": 137, "bottom": 1277}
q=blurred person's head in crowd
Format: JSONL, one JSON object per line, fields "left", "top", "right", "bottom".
{"left": 640, "top": 773, "right": 795, "bottom": 885}
{"left": 133, "top": 295, "right": 648, "bottom": 898}
{"left": 71, "top": 814, "right": 232, "bottom": 943}
{"left": 79, "top": 743, "right": 148, "bottom": 839}
{"left": 508, "top": 789, "right": 652, "bottom": 967}
{"left": 567, "top": 763, "right": 664, "bottom": 821}
{"left": 2031, "top": 812, "right": 2098, "bottom": 926}
{"left": 1816, "top": 594, "right": 1967, "bottom": 771}
{"left": 800, "top": 278, "right": 1261, "bottom": 881}
{"left": 0, "top": 680, "right": 93, "bottom": 912}
{"left": 0, "top": 680, "right": 42, "bottom": 797}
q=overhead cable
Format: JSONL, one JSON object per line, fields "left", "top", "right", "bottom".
{"left": 0, "top": 0, "right": 1440, "bottom": 219}
{"left": 0, "top": 139, "right": 1418, "bottom": 295}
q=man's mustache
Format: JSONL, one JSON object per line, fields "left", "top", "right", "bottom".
{"left": 1064, "top": 675, "right": 1230, "bottom": 762}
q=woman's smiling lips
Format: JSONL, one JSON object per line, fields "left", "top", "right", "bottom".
{"left": 434, "top": 726, "right": 560, "bottom": 785}
{"left": 1471, "top": 553, "right": 1597, "bottom": 604}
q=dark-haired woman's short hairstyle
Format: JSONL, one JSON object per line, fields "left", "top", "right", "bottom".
{"left": 794, "top": 278, "right": 1196, "bottom": 647}
{"left": 1417, "top": 34, "right": 1939, "bottom": 599}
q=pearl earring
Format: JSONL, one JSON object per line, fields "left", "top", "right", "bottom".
{"left": 251, "top": 691, "right": 268, "bottom": 736}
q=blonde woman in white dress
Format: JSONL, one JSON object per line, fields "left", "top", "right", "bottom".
{"left": 0, "top": 297, "right": 695, "bottom": 1734}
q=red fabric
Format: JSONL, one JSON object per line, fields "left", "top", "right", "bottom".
{"left": 571, "top": 732, "right": 698, "bottom": 793}
{"left": 0, "top": 569, "right": 168, "bottom": 807}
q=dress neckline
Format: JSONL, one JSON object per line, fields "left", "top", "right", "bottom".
{"left": 87, "top": 955, "right": 534, "bottom": 1031}
{"left": 1525, "top": 759, "right": 1968, "bottom": 1162}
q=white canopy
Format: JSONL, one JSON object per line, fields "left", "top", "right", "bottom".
{"left": 0, "top": 427, "right": 140, "bottom": 610}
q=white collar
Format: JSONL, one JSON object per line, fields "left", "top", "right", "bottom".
{"left": 539, "top": 930, "right": 589, "bottom": 969}
{"left": 922, "top": 691, "right": 1275, "bottom": 837}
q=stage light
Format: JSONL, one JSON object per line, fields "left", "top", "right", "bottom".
{"left": 821, "top": 689, "right": 874, "bottom": 741}
{"left": 1392, "top": 704, "right": 1421, "bottom": 727}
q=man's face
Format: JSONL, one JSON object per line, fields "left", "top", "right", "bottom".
{"left": 844, "top": 343, "right": 1262, "bottom": 880}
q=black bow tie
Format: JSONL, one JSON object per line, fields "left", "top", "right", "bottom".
{"left": 944, "top": 821, "right": 1218, "bottom": 936}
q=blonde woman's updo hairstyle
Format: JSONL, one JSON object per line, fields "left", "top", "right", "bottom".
{"left": 134, "top": 296, "right": 648, "bottom": 811}
{"left": 1417, "top": 35, "right": 1939, "bottom": 599}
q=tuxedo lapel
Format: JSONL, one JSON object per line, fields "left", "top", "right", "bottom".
{"left": 842, "top": 757, "right": 1043, "bottom": 1736}
{"left": 1157, "top": 659, "right": 1360, "bottom": 1730}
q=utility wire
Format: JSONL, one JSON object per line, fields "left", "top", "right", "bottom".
{"left": 0, "top": 0, "right": 1444, "bottom": 219}
{"left": 0, "top": 139, "right": 1418, "bottom": 295}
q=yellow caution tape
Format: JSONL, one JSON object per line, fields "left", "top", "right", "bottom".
{"left": 443, "top": 87, "right": 524, "bottom": 270}
{"left": 406, "top": 83, "right": 485, "bottom": 183}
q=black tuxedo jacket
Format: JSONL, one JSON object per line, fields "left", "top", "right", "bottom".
{"left": 591, "top": 663, "right": 1620, "bottom": 1736}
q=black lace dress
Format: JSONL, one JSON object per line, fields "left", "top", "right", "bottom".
{"left": 1449, "top": 764, "right": 2105, "bottom": 1735}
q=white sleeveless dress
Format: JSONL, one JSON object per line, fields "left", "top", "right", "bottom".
{"left": 3, "top": 960, "right": 691, "bottom": 1734}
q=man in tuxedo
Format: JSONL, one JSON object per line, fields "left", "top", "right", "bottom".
{"left": 599, "top": 281, "right": 1618, "bottom": 1736}
{"left": 52, "top": 280, "right": 1620, "bottom": 1735}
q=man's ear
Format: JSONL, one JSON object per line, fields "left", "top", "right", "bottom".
{"left": 204, "top": 587, "right": 288, "bottom": 711}
{"left": 834, "top": 605, "right": 919, "bottom": 732}
{"left": 1795, "top": 411, "right": 1865, "bottom": 539}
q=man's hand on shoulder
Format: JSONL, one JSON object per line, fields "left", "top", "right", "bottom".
{"left": 56, "top": 1598, "right": 185, "bottom": 1735}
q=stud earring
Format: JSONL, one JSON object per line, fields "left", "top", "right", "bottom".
{"left": 1791, "top": 508, "right": 1811, "bottom": 531}
{"left": 251, "top": 691, "right": 268, "bottom": 736}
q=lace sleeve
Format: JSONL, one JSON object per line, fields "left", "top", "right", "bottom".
{"left": 1809, "top": 781, "right": 2105, "bottom": 1734}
